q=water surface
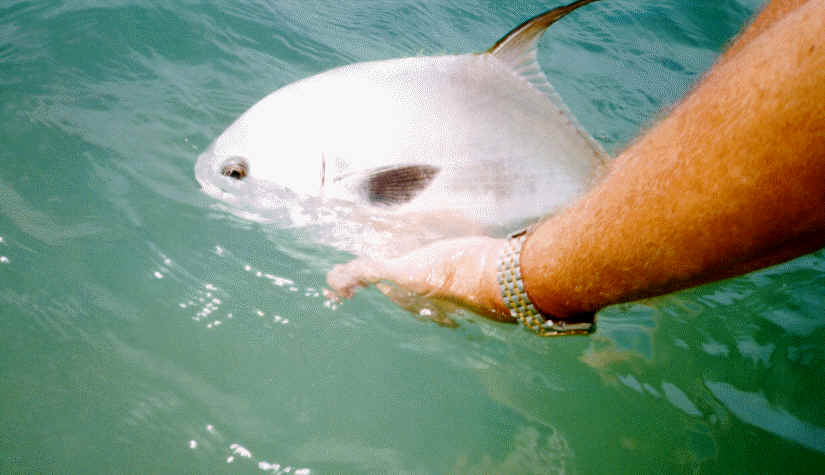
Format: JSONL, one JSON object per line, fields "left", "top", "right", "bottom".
{"left": 2, "top": 0, "right": 824, "bottom": 473}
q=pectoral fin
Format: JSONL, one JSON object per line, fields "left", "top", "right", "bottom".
{"left": 361, "top": 165, "right": 440, "bottom": 206}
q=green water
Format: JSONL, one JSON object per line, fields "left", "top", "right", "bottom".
{"left": 2, "top": 1, "right": 824, "bottom": 473}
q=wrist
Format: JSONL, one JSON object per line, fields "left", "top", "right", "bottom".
{"left": 518, "top": 229, "right": 574, "bottom": 318}
{"left": 497, "top": 228, "right": 595, "bottom": 336}
{"left": 445, "top": 237, "right": 513, "bottom": 321}
{"left": 481, "top": 238, "right": 516, "bottom": 320}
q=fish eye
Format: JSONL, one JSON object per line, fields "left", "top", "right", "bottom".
{"left": 221, "top": 157, "right": 248, "bottom": 180}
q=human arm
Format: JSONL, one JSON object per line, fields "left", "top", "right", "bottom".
{"left": 719, "top": 0, "right": 810, "bottom": 62}
{"left": 327, "top": 0, "right": 825, "bottom": 322}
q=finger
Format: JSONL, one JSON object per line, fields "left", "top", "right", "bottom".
{"left": 375, "top": 282, "right": 459, "bottom": 328}
{"left": 325, "top": 264, "right": 358, "bottom": 298}
{"left": 322, "top": 287, "right": 343, "bottom": 302}
{"left": 325, "top": 258, "right": 383, "bottom": 298}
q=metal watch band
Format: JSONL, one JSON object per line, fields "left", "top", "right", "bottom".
{"left": 496, "top": 228, "right": 594, "bottom": 337}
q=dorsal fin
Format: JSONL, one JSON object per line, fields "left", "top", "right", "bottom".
{"left": 487, "top": 0, "right": 602, "bottom": 63}
{"left": 485, "top": 0, "right": 608, "bottom": 165}
{"left": 486, "top": 1, "right": 601, "bottom": 93}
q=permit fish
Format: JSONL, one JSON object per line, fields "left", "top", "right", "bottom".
{"left": 195, "top": 0, "right": 607, "bottom": 247}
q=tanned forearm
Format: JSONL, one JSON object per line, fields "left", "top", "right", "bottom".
{"left": 520, "top": 0, "right": 825, "bottom": 317}
{"left": 719, "top": 0, "right": 810, "bottom": 62}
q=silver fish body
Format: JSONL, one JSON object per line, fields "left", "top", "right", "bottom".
{"left": 195, "top": 0, "right": 606, "bottom": 242}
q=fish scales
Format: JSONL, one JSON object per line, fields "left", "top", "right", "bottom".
{"left": 195, "top": 0, "right": 607, "bottom": 253}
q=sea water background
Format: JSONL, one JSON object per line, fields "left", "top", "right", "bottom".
{"left": 2, "top": 0, "right": 824, "bottom": 473}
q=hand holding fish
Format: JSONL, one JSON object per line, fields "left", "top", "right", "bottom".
{"left": 327, "top": 237, "right": 511, "bottom": 321}
{"left": 327, "top": 0, "right": 825, "bottom": 332}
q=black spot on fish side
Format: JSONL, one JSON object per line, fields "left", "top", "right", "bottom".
{"left": 365, "top": 165, "right": 440, "bottom": 206}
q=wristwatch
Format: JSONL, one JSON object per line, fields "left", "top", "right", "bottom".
{"left": 496, "top": 227, "right": 595, "bottom": 336}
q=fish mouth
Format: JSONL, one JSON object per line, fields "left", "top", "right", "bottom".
{"left": 220, "top": 156, "right": 248, "bottom": 180}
